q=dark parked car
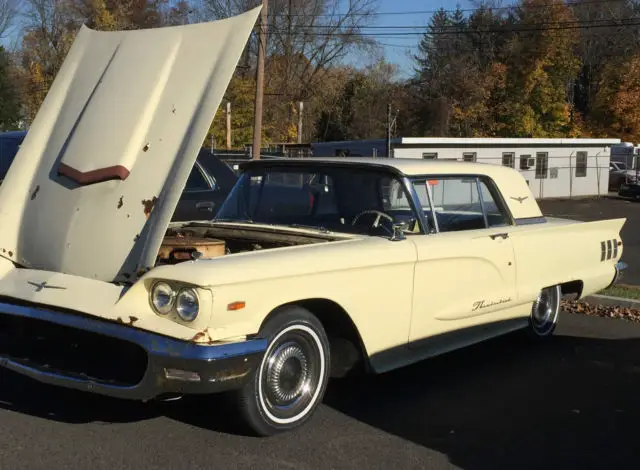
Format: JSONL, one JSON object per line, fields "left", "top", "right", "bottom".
{"left": 0, "top": 131, "right": 237, "bottom": 221}
{"left": 0, "top": 130, "right": 26, "bottom": 184}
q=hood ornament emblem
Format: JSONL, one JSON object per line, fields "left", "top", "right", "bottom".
{"left": 510, "top": 196, "right": 528, "bottom": 204}
{"left": 27, "top": 281, "right": 66, "bottom": 292}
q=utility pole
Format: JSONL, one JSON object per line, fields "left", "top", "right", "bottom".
{"left": 386, "top": 103, "right": 391, "bottom": 158}
{"left": 297, "top": 101, "right": 303, "bottom": 144}
{"left": 252, "top": 0, "right": 268, "bottom": 160}
{"left": 226, "top": 102, "right": 231, "bottom": 149}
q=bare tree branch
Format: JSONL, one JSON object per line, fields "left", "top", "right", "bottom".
{"left": 0, "top": 0, "right": 18, "bottom": 39}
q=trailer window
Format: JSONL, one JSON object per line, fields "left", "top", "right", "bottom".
{"left": 502, "top": 152, "right": 515, "bottom": 168}
{"left": 535, "top": 153, "right": 548, "bottom": 179}
{"left": 575, "top": 152, "right": 587, "bottom": 177}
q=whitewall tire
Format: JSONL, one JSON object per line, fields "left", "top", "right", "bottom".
{"left": 526, "top": 284, "right": 561, "bottom": 339}
{"left": 235, "top": 305, "right": 331, "bottom": 436}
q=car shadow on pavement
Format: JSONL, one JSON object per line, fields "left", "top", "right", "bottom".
{"left": 323, "top": 322, "right": 640, "bottom": 470}
{"left": 0, "top": 368, "right": 244, "bottom": 433}
{"left": 0, "top": 369, "right": 161, "bottom": 425}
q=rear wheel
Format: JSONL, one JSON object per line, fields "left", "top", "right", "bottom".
{"left": 526, "top": 285, "right": 561, "bottom": 339}
{"left": 234, "top": 306, "right": 330, "bottom": 436}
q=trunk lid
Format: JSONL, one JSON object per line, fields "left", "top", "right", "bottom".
{"left": 0, "top": 7, "right": 261, "bottom": 283}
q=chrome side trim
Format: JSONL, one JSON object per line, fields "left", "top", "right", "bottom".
{"left": 514, "top": 216, "right": 548, "bottom": 226}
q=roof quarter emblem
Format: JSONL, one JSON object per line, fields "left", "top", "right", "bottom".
{"left": 510, "top": 196, "right": 528, "bottom": 204}
{"left": 27, "top": 281, "right": 66, "bottom": 292}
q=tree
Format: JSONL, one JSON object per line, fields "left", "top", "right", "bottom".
{"left": 0, "top": 46, "right": 20, "bottom": 129}
{"left": 592, "top": 55, "right": 640, "bottom": 141}
{"left": 200, "top": 0, "right": 380, "bottom": 145}
{"left": 500, "top": 0, "right": 582, "bottom": 137}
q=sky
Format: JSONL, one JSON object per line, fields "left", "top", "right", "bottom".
{"left": 0, "top": 0, "right": 506, "bottom": 79}
{"left": 348, "top": 0, "right": 477, "bottom": 77}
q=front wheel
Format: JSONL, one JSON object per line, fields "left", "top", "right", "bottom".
{"left": 234, "top": 306, "right": 331, "bottom": 436}
{"left": 526, "top": 284, "right": 561, "bottom": 339}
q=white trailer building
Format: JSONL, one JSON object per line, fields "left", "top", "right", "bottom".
{"left": 310, "top": 137, "right": 621, "bottom": 199}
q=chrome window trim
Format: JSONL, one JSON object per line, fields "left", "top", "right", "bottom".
{"left": 401, "top": 176, "right": 431, "bottom": 234}
{"left": 475, "top": 177, "right": 490, "bottom": 228}
{"left": 183, "top": 160, "right": 217, "bottom": 193}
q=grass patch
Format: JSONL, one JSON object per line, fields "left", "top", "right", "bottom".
{"left": 598, "top": 284, "right": 640, "bottom": 300}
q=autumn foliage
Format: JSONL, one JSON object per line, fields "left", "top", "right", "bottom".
{"left": 0, "top": 0, "right": 639, "bottom": 143}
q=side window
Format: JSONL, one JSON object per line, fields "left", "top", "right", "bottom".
{"left": 410, "top": 176, "right": 510, "bottom": 233}
{"left": 427, "top": 177, "right": 486, "bottom": 232}
{"left": 502, "top": 152, "right": 515, "bottom": 168}
{"left": 185, "top": 165, "right": 210, "bottom": 191}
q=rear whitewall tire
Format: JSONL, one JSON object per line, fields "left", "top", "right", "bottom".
{"left": 526, "top": 284, "right": 561, "bottom": 339}
{"left": 235, "top": 306, "right": 331, "bottom": 436}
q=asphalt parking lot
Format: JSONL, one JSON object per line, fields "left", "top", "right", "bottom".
{"left": 1, "top": 312, "right": 640, "bottom": 470}
{"left": 538, "top": 195, "right": 640, "bottom": 285}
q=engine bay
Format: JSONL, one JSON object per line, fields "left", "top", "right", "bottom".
{"left": 157, "top": 223, "right": 339, "bottom": 265}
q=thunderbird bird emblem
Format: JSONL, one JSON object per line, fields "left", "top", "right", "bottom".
{"left": 510, "top": 196, "right": 528, "bottom": 204}
{"left": 27, "top": 281, "right": 66, "bottom": 292}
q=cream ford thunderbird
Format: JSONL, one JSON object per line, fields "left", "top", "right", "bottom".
{"left": 0, "top": 7, "right": 628, "bottom": 437}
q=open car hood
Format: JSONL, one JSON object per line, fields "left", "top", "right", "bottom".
{"left": 0, "top": 7, "right": 260, "bottom": 283}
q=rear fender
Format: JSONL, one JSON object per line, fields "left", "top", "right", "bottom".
{"left": 510, "top": 217, "right": 626, "bottom": 302}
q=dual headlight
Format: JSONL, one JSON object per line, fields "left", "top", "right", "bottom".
{"left": 150, "top": 281, "right": 199, "bottom": 322}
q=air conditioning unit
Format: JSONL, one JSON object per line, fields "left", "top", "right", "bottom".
{"left": 527, "top": 157, "right": 535, "bottom": 167}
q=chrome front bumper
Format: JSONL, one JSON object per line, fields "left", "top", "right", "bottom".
{"left": 0, "top": 300, "right": 266, "bottom": 401}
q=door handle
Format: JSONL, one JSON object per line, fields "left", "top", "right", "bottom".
{"left": 489, "top": 232, "right": 509, "bottom": 240}
{"left": 196, "top": 201, "right": 214, "bottom": 212}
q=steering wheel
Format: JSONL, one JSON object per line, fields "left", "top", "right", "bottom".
{"left": 351, "top": 209, "right": 395, "bottom": 236}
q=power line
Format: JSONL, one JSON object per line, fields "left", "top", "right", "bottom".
{"left": 269, "top": 16, "right": 640, "bottom": 30}
{"left": 267, "top": 18, "right": 640, "bottom": 36}
{"left": 267, "top": 0, "right": 635, "bottom": 18}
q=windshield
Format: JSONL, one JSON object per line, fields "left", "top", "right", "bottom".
{"left": 214, "top": 165, "right": 422, "bottom": 236}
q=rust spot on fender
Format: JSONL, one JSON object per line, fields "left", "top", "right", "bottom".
{"left": 191, "top": 329, "right": 213, "bottom": 343}
{"left": 7, "top": 251, "right": 13, "bottom": 257}
{"left": 128, "top": 316, "right": 138, "bottom": 325}
{"left": 117, "top": 196, "right": 124, "bottom": 209}
{"left": 142, "top": 197, "right": 158, "bottom": 218}
{"left": 30, "top": 185, "right": 40, "bottom": 200}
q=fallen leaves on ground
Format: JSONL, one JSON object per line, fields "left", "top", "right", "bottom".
{"left": 561, "top": 299, "right": 640, "bottom": 323}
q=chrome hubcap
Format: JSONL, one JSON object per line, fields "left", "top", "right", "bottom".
{"left": 531, "top": 286, "right": 559, "bottom": 335}
{"left": 258, "top": 325, "right": 325, "bottom": 424}
{"left": 265, "top": 342, "right": 310, "bottom": 404}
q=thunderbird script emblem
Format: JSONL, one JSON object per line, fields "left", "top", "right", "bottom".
{"left": 510, "top": 196, "right": 528, "bottom": 204}
{"left": 27, "top": 281, "right": 66, "bottom": 292}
